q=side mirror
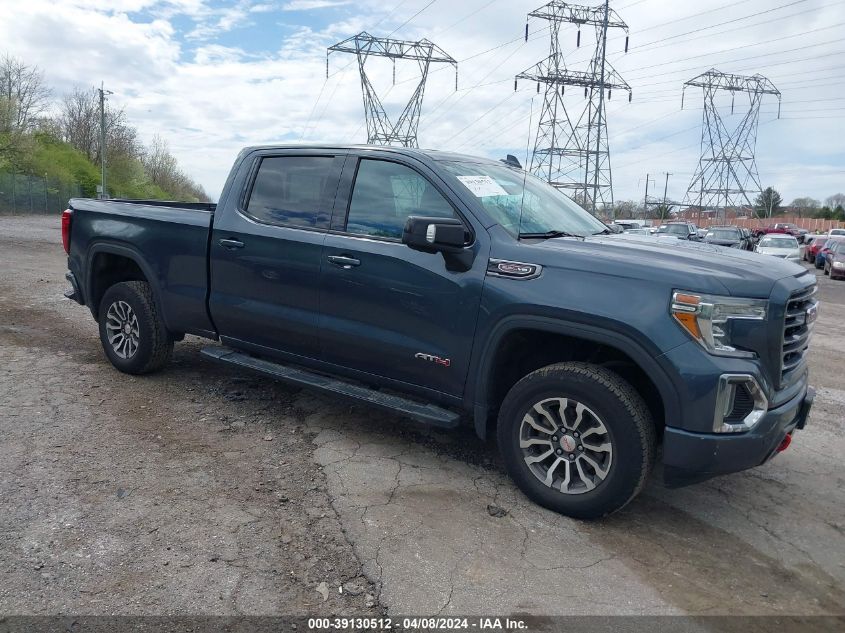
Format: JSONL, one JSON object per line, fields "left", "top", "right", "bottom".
{"left": 402, "top": 216, "right": 467, "bottom": 254}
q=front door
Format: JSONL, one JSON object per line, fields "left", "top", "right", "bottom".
{"left": 319, "top": 155, "right": 487, "bottom": 397}
{"left": 209, "top": 151, "right": 345, "bottom": 360}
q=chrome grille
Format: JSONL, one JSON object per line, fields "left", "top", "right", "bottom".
{"left": 781, "top": 284, "right": 817, "bottom": 379}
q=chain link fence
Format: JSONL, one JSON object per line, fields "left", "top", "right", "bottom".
{"left": 0, "top": 171, "right": 83, "bottom": 215}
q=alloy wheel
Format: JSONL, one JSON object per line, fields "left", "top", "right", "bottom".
{"left": 519, "top": 397, "right": 614, "bottom": 495}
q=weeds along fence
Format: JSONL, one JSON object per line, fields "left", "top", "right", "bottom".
{"left": 0, "top": 171, "right": 82, "bottom": 215}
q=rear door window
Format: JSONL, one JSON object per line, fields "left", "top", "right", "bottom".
{"left": 245, "top": 156, "right": 336, "bottom": 230}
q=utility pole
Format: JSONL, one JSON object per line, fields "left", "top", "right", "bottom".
{"left": 643, "top": 173, "right": 650, "bottom": 212}
{"left": 515, "top": 1, "right": 631, "bottom": 213}
{"left": 98, "top": 83, "right": 113, "bottom": 199}
{"left": 591, "top": 0, "right": 610, "bottom": 215}
{"left": 681, "top": 69, "right": 780, "bottom": 219}
{"left": 661, "top": 172, "right": 671, "bottom": 220}
{"left": 328, "top": 33, "right": 457, "bottom": 147}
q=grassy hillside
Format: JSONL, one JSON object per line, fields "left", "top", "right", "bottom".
{"left": 11, "top": 132, "right": 184, "bottom": 201}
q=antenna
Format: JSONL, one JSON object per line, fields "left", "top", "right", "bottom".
{"left": 518, "top": 95, "right": 537, "bottom": 235}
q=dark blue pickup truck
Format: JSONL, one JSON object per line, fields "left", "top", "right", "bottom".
{"left": 63, "top": 145, "right": 817, "bottom": 519}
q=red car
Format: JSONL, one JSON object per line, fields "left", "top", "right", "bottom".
{"left": 805, "top": 235, "right": 828, "bottom": 262}
{"left": 754, "top": 223, "right": 809, "bottom": 243}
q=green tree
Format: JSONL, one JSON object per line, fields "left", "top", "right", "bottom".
{"left": 755, "top": 186, "right": 782, "bottom": 218}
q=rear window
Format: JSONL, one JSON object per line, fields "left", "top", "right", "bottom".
{"left": 245, "top": 156, "right": 335, "bottom": 229}
{"left": 760, "top": 236, "right": 798, "bottom": 248}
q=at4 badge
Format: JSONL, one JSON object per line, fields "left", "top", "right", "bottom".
{"left": 414, "top": 352, "right": 451, "bottom": 368}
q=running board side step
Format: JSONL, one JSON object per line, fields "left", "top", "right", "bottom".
{"left": 200, "top": 347, "right": 461, "bottom": 429}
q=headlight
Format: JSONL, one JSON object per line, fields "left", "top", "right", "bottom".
{"left": 671, "top": 291, "right": 767, "bottom": 358}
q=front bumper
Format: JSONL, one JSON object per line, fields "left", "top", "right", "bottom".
{"left": 662, "top": 385, "right": 814, "bottom": 487}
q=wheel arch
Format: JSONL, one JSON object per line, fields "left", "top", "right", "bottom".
{"left": 85, "top": 243, "right": 166, "bottom": 327}
{"left": 469, "top": 316, "right": 682, "bottom": 440}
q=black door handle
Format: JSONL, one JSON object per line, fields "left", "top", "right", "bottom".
{"left": 327, "top": 254, "right": 361, "bottom": 269}
{"left": 219, "top": 238, "right": 245, "bottom": 250}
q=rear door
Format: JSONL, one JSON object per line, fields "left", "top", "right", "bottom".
{"left": 319, "top": 153, "right": 488, "bottom": 398}
{"left": 209, "top": 149, "right": 345, "bottom": 360}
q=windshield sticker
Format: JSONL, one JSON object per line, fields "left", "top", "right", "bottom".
{"left": 456, "top": 175, "right": 509, "bottom": 198}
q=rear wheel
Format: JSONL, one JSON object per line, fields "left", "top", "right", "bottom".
{"left": 98, "top": 281, "right": 173, "bottom": 374}
{"left": 497, "top": 362, "right": 656, "bottom": 520}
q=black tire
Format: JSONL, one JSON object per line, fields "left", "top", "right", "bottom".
{"left": 98, "top": 281, "right": 173, "bottom": 375}
{"left": 497, "top": 362, "right": 656, "bottom": 520}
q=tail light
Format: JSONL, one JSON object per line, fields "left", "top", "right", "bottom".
{"left": 61, "top": 209, "right": 72, "bottom": 254}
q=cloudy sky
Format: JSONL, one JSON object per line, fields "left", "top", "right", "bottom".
{"left": 2, "top": 0, "right": 843, "bottom": 204}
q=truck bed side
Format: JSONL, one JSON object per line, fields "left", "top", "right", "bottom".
{"left": 67, "top": 199, "right": 217, "bottom": 338}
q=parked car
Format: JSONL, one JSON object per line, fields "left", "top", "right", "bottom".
{"left": 655, "top": 222, "right": 700, "bottom": 241}
{"left": 803, "top": 235, "right": 825, "bottom": 262}
{"left": 613, "top": 220, "right": 641, "bottom": 231}
{"left": 62, "top": 144, "right": 816, "bottom": 520}
{"left": 815, "top": 237, "right": 845, "bottom": 269}
{"left": 703, "top": 226, "right": 750, "bottom": 250}
{"left": 755, "top": 235, "right": 801, "bottom": 262}
{"left": 740, "top": 227, "right": 755, "bottom": 249}
{"left": 828, "top": 228, "right": 845, "bottom": 237}
{"left": 754, "top": 223, "right": 809, "bottom": 243}
{"left": 623, "top": 228, "right": 651, "bottom": 235}
{"left": 823, "top": 241, "right": 845, "bottom": 279}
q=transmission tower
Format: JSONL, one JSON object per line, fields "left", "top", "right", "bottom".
{"left": 328, "top": 32, "right": 457, "bottom": 148}
{"left": 515, "top": 0, "right": 631, "bottom": 213}
{"left": 682, "top": 69, "right": 781, "bottom": 219}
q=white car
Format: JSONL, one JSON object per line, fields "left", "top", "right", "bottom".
{"left": 829, "top": 228, "right": 845, "bottom": 236}
{"left": 755, "top": 235, "right": 801, "bottom": 262}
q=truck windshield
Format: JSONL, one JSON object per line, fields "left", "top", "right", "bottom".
{"left": 440, "top": 161, "right": 608, "bottom": 238}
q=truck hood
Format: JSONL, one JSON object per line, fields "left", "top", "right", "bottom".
{"left": 517, "top": 233, "right": 804, "bottom": 298}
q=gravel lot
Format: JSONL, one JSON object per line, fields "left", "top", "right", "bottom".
{"left": 1, "top": 215, "right": 844, "bottom": 617}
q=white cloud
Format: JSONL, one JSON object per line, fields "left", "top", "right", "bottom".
{"left": 283, "top": 1, "right": 353, "bottom": 11}
{"left": 1, "top": 0, "right": 842, "bottom": 204}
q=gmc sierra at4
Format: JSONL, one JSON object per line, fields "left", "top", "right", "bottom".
{"left": 62, "top": 145, "right": 817, "bottom": 519}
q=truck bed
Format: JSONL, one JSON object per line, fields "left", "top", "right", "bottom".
{"left": 66, "top": 198, "right": 216, "bottom": 338}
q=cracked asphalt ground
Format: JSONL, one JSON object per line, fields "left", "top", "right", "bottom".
{"left": 1, "top": 215, "right": 844, "bottom": 616}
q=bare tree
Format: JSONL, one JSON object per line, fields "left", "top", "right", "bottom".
{"left": 142, "top": 134, "right": 179, "bottom": 187}
{"left": 825, "top": 193, "right": 845, "bottom": 210}
{"left": 141, "top": 134, "right": 208, "bottom": 201}
{"left": 790, "top": 197, "right": 819, "bottom": 219}
{"left": 58, "top": 88, "right": 99, "bottom": 160}
{"left": 0, "top": 54, "right": 52, "bottom": 135}
{"left": 57, "top": 87, "right": 140, "bottom": 163}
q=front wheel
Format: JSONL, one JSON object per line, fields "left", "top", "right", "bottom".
{"left": 98, "top": 281, "right": 173, "bottom": 375}
{"left": 497, "top": 362, "right": 656, "bottom": 520}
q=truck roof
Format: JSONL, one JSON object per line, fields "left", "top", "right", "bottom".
{"left": 240, "top": 144, "right": 502, "bottom": 166}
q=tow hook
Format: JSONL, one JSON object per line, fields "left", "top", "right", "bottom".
{"left": 777, "top": 433, "right": 793, "bottom": 453}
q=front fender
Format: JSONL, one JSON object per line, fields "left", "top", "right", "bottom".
{"left": 466, "top": 315, "right": 682, "bottom": 440}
